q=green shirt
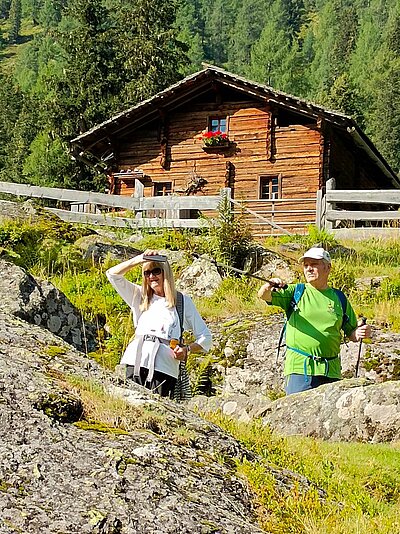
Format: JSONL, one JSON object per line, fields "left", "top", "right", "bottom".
{"left": 271, "top": 284, "right": 357, "bottom": 378}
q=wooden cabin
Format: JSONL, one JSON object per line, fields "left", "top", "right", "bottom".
{"left": 71, "top": 65, "right": 400, "bottom": 236}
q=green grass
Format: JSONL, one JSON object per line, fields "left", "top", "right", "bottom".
{"left": 205, "top": 414, "right": 400, "bottom": 534}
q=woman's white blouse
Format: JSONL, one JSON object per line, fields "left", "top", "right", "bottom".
{"left": 106, "top": 271, "right": 212, "bottom": 378}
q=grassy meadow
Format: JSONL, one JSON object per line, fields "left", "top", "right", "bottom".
{"left": 1, "top": 213, "right": 400, "bottom": 533}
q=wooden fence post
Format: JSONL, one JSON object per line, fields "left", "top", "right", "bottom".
{"left": 325, "top": 178, "right": 335, "bottom": 231}
{"left": 316, "top": 188, "right": 323, "bottom": 230}
{"left": 134, "top": 179, "right": 144, "bottom": 219}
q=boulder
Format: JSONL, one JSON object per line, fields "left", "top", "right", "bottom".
{"left": 0, "top": 305, "right": 318, "bottom": 533}
{"left": 176, "top": 255, "right": 222, "bottom": 297}
{"left": 75, "top": 235, "right": 142, "bottom": 264}
{"left": 0, "top": 259, "right": 98, "bottom": 352}
{"left": 261, "top": 379, "right": 400, "bottom": 443}
{"left": 253, "top": 250, "right": 297, "bottom": 283}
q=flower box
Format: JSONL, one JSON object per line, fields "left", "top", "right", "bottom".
{"left": 201, "top": 130, "right": 232, "bottom": 152}
{"left": 202, "top": 143, "right": 232, "bottom": 153}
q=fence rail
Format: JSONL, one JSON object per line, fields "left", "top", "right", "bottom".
{"left": 0, "top": 181, "right": 221, "bottom": 211}
{"left": 319, "top": 181, "right": 400, "bottom": 229}
{"left": 0, "top": 180, "right": 322, "bottom": 235}
{"left": 326, "top": 190, "right": 400, "bottom": 205}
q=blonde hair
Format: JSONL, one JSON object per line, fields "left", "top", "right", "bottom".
{"left": 140, "top": 260, "right": 177, "bottom": 311}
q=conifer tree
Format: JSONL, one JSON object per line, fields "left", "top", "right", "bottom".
{"left": 110, "top": 0, "right": 188, "bottom": 105}
{"left": 367, "top": 2, "right": 400, "bottom": 172}
{"left": 175, "top": 0, "right": 205, "bottom": 73}
{"left": 248, "top": 0, "right": 306, "bottom": 94}
{"left": 226, "top": 0, "right": 267, "bottom": 72}
{"left": 8, "top": 0, "right": 21, "bottom": 43}
{"left": 0, "top": 0, "right": 11, "bottom": 19}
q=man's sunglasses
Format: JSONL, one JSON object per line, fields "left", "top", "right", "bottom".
{"left": 143, "top": 267, "right": 163, "bottom": 278}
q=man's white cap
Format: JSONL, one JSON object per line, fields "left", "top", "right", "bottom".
{"left": 299, "top": 247, "right": 331, "bottom": 263}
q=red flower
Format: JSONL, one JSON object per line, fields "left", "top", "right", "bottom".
{"left": 201, "top": 130, "right": 230, "bottom": 146}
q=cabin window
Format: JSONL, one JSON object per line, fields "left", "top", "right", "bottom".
{"left": 259, "top": 175, "right": 281, "bottom": 199}
{"left": 154, "top": 182, "right": 172, "bottom": 196}
{"left": 209, "top": 117, "right": 227, "bottom": 133}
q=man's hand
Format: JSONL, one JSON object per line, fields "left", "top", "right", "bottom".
{"left": 349, "top": 318, "right": 372, "bottom": 342}
{"left": 354, "top": 323, "right": 372, "bottom": 341}
{"left": 257, "top": 278, "right": 285, "bottom": 302}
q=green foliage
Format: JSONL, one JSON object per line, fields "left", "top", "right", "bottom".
{"left": 205, "top": 414, "right": 400, "bottom": 533}
{"left": 134, "top": 228, "right": 196, "bottom": 253}
{"left": 202, "top": 193, "right": 253, "bottom": 267}
{"left": 247, "top": 0, "right": 306, "bottom": 94}
{"left": 328, "top": 256, "right": 356, "bottom": 294}
{"left": 8, "top": 0, "right": 21, "bottom": 44}
{"left": 186, "top": 352, "right": 215, "bottom": 396}
{"left": 196, "top": 276, "right": 264, "bottom": 319}
{"left": 299, "top": 225, "right": 339, "bottom": 251}
{"left": 22, "top": 131, "right": 73, "bottom": 186}
{"left": 54, "top": 267, "right": 136, "bottom": 369}
{"left": 108, "top": 0, "right": 188, "bottom": 105}
{"left": 0, "top": 215, "right": 92, "bottom": 273}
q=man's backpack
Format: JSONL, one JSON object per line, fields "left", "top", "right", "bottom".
{"left": 172, "top": 291, "right": 192, "bottom": 402}
{"left": 276, "top": 283, "right": 349, "bottom": 361}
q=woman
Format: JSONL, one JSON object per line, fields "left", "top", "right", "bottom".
{"left": 106, "top": 250, "right": 212, "bottom": 398}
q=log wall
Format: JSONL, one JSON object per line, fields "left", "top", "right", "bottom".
{"left": 113, "top": 99, "right": 321, "bottom": 232}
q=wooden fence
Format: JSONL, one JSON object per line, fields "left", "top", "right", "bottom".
{"left": 317, "top": 178, "right": 400, "bottom": 230}
{"left": 0, "top": 181, "right": 320, "bottom": 236}
{"left": 0, "top": 181, "right": 221, "bottom": 229}
{"left": 3, "top": 179, "right": 400, "bottom": 237}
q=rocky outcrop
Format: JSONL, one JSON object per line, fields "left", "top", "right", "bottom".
{"left": 261, "top": 378, "right": 400, "bottom": 443}
{"left": 0, "top": 259, "right": 98, "bottom": 352}
{"left": 190, "top": 313, "right": 400, "bottom": 442}
{"left": 0, "top": 268, "right": 324, "bottom": 533}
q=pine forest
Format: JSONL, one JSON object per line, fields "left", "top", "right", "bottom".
{"left": 0, "top": 0, "right": 399, "bottom": 191}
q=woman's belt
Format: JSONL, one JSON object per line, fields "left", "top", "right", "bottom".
{"left": 132, "top": 335, "right": 170, "bottom": 382}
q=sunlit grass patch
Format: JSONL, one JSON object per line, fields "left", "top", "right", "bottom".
{"left": 202, "top": 413, "right": 400, "bottom": 534}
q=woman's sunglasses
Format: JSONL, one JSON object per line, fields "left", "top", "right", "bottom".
{"left": 143, "top": 267, "right": 163, "bottom": 278}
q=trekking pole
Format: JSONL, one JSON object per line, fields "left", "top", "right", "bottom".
{"left": 191, "top": 253, "right": 288, "bottom": 289}
{"left": 354, "top": 316, "right": 367, "bottom": 378}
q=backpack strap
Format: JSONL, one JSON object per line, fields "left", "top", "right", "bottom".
{"left": 287, "top": 283, "right": 305, "bottom": 320}
{"left": 277, "top": 283, "right": 305, "bottom": 362}
{"left": 175, "top": 291, "right": 184, "bottom": 343}
{"left": 173, "top": 291, "right": 192, "bottom": 401}
{"left": 333, "top": 288, "right": 349, "bottom": 330}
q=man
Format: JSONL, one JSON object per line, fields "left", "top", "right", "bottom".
{"left": 258, "top": 247, "right": 371, "bottom": 395}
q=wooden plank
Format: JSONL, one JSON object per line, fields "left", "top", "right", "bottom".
{"left": 0, "top": 181, "right": 221, "bottom": 210}
{"left": 46, "top": 208, "right": 207, "bottom": 228}
{"left": 138, "top": 196, "right": 220, "bottom": 210}
{"left": 0, "top": 181, "right": 140, "bottom": 209}
{"left": 326, "top": 190, "right": 400, "bottom": 204}
{"left": 326, "top": 210, "right": 400, "bottom": 221}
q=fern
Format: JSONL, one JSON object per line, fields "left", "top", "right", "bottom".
{"left": 187, "top": 353, "right": 215, "bottom": 396}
